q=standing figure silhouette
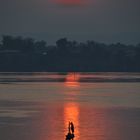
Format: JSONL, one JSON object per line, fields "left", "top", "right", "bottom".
{"left": 70, "top": 122, "right": 74, "bottom": 134}
{"left": 65, "top": 122, "right": 75, "bottom": 140}
{"left": 68, "top": 122, "right": 71, "bottom": 133}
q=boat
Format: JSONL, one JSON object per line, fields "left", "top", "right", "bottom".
{"left": 65, "top": 132, "right": 75, "bottom": 140}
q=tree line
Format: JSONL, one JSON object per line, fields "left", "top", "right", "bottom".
{"left": 0, "top": 35, "right": 140, "bottom": 72}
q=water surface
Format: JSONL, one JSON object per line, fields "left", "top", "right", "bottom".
{"left": 0, "top": 72, "right": 140, "bottom": 140}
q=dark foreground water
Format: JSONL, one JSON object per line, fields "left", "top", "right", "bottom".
{"left": 0, "top": 72, "right": 140, "bottom": 140}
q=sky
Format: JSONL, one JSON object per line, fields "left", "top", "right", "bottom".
{"left": 0, "top": 0, "right": 140, "bottom": 45}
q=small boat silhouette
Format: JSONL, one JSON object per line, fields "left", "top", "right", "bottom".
{"left": 65, "top": 132, "right": 75, "bottom": 140}
{"left": 65, "top": 122, "right": 75, "bottom": 140}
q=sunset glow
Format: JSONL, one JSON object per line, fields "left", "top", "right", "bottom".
{"left": 55, "top": 0, "right": 84, "bottom": 6}
{"left": 64, "top": 102, "right": 80, "bottom": 139}
{"left": 65, "top": 73, "right": 80, "bottom": 87}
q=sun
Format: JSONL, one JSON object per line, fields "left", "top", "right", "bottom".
{"left": 55, "top": 0, "right": 83, "bottom": 6}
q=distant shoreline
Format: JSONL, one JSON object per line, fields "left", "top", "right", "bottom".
{"left": 0, "top": 72, "right": 140, "bottom": 83}
{"left": 0, "top": 35, "right": 140, "bottom": 72}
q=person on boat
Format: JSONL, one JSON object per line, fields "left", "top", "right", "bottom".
{"left": 66, "top": 122, "right": 75, "bottom": 140}
{"left": 70, "top": 122, "right": 74, "bottom": 134}
{"left": 68, "top": 122, "right": 71, "bottom": 133}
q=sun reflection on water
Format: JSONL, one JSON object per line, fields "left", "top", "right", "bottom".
{"left": 65, "top": 73, "right": 80, "bottom": 87}
{"left": 64, "top": 102, "right": 80, "bottom": 140}
{"left": 64, "top": 73, "right": 80, "bottom": 140}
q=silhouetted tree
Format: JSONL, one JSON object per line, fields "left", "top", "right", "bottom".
{"left": 35, "top": 40, "right": 47, "bottom": 52}
{"left": 0, "top": 35, "right": 140, "bottom": 72}
{"left": 2, "top": 35, "right": 14, "bottom": 50}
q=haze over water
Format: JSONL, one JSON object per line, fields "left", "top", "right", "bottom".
{"left": 0, "top": 72, "right": 140, "bottom": 140}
